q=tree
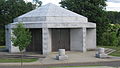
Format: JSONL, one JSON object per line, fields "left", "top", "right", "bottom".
{"left": 32, "top": 0, "right": 42, "bottom": 7}
{"left": 60, "top": 0, "right": 110, "bottom": 45}
{"left": 106, "top": 11, "right": 120, "bottom": 24}
{"left": 0, "top": 0, "right": 41, "bottom": 46}
{"left": 101, "top": 24, "right": 120, "bottom": 46}
{"left": 12, "top": 23, "right": 31, "bottom": 68}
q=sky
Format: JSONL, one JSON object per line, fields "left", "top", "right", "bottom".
{"left": 106, "top": 0, "right": 120, "bottom": 11}
{"left": 26, "top": 0, "right": 120, "bottom": 12}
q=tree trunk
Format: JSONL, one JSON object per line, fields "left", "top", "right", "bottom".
{"left": 21, "top": 51, "right": 23, "bottom": 68}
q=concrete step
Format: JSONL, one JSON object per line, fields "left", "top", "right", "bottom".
{"left": 105, "top": 48, "right": 116, "bottom": 55}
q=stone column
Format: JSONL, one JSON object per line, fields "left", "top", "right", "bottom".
{"left": 42, "top": 28, "right": 51, "bottom": 55}
{"left": 8, "top": 26, "right": 20, "bottom": 53}
{"left": 82, "top": 27, "right": 87, "bottom": 52}
{"left": 5, "top": 25, "right": 9, "bottom": 50}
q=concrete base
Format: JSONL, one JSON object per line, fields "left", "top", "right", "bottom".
{"left": 96, "top": 53, "right": 108, "bottom": 58}
{"left": 56, "top": 55, "right": 68, "bottom": 60}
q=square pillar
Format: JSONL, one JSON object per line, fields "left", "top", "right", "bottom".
{"left": 5, "top": 25, "right": 9, "bottom": 50}
{"left": 83, "top": 27, "right": 87, "bottom": 52}
{"left": 70, "top": 28, "right": 86, "bottom": 52}
{"left": 42, "top": 28, "right": 51, "bottom": 55}
{"left": 7, "top": 26, "right": 20, "bottom": 53}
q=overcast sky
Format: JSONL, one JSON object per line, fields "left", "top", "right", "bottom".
{"left": 106, "top": 0, "right": 120, "bottom": 11}
{"left": 26, "top": 0, "right": 120, "bottom": 12}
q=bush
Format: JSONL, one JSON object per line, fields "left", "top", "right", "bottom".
{"left": 101, "top": 24, "right": 120, "bottom": 46}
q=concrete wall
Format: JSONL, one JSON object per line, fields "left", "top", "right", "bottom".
{"left": 86, "top": 28, "right": 96, "bottom": 50}
{"left": 46, "top": 16, "right": 88, "bottom": 23}
{"left": 70, "top": 28, "right": 86, "bottom": 52}
{"left": 11, "top": 22, "right": 96, "bottom": 29}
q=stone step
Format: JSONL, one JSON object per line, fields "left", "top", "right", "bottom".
{"left": 105, "top": 48, "right": 116, "bottom": 55}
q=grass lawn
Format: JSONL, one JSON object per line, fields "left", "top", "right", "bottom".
{"left": 100, "top": 46, "right": 120, "bottom": 57}
{"left": 0, "top": 46, "right": 38, "bottom": 63}
{"left": 0, "top": 46, "right": 6, "bottom": 48}
{"left": 0, "top": 58, "right": 38, "bottom": 63}
{"left": 50, "top": 66, "right": 108, "bottom": 68}
{"left": 62, "top": 66, "right": 100, "bottom": 67}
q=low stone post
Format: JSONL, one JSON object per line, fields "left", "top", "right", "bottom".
{"left": 56, "top": 49, "right": 68, "bottom": 60}
{"left": 96, "top": 48, "right": 108, "bottom": 58}
{"left": 59, "top": 49, "right": 65, "bottom": 56}
{"left": 98, "top": 48, "right": 105, "bottom": 54}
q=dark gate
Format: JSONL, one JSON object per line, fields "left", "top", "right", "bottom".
{"left": 26, "top": 29, "right": 42, "bottom": 54}
{"left": 52, "top": 28, "right": 70, "bottom": 51}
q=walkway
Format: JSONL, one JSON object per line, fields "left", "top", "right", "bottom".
{"left": 40, "top": 51, "right": 120, "bottom": 64}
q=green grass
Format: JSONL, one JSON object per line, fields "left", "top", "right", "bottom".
{"left": 49, "top": 66, "right": 103, "bottom": 68}
{"left": 0, "top": 46, "right": 6, "bottom": 48}
{"left": 99, "top": 46, "right": 120, "bottom": 57}
{"left": 0, "top": 46, "right": 38, "bottom": 63}
{"left": 0, "top": 58, "right": 38, "bottom": 63}
{"left": 63, "top": 65, "right": 99, "bottom": 67}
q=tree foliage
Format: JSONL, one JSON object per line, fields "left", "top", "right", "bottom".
{"left": 104, "top": 11, "right": 120, "bottom": 46}
{"left": 33, "top": 0, "right": 42, "bottom": 7}
{"left": 12, "top": 23, "right": 31, "bottom": 51}
{"left": 0, "top": 0, "right": 41, "bottom": 45}
{"left": 106, "top": 11, "right": 120, "bottom": 24}
{"left": 12, "top": 23, "right": 31, "bottom": 68}
{"left": 101, "top": 24, "right": 120, "bottom": 46}
{"left": 60, "top": 0, "right": 110, "bottom": 45}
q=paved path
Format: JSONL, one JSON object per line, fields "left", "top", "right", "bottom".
{"left": 40, "top": 51, "right": 120, "bottom": 64}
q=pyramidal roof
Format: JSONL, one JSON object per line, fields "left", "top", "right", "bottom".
{"left": 14, "top": 3, "right": 88, "bottom": 23}
{"left": 18, "top": 3, "right": 86, "bottom": 18}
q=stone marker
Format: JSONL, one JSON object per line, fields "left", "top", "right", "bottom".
{"left": 59, "top": 49, "right": 65, "bottom": 56}
{"left": 56, "top": 49, "right": 68, "bottom": 60}
{"left": 98, "top": 48, "right": 105, "bottom": 54}
{"left": 96, "top": 48, "right": 108, "bottom": 58}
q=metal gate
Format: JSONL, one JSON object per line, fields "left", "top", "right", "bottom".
{"left": 26, "top": 29, "right": 42, "bottom": 54}
{"left": 52, "top": 28, "right": 70, "bottom": 51}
